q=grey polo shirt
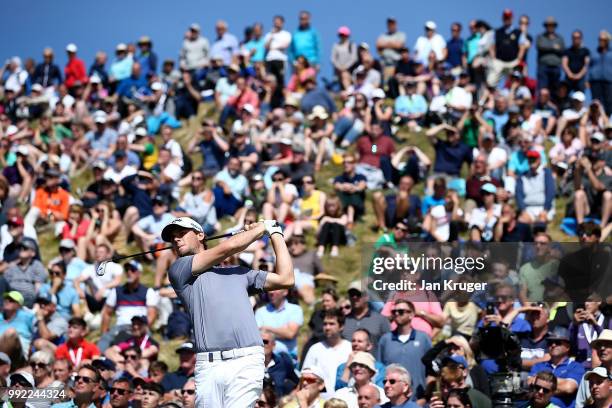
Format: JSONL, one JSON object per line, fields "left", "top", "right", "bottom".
{"left": 168, "top": 255, "right": 268, "bottom": 353}
{"left": 342, "top": 309, "right": 391, "bottom": 354}
{"left": 377, "top": 329, "right": 432, "bottom": 398}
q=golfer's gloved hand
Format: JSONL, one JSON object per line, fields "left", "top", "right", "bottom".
{"left": 263, "top": 220, "right": 283, "bottom": 237}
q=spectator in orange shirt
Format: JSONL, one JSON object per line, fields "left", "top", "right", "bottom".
{"left": 55, "top": 317, "right": 100, "bottom": 368}
{"left": 26, "top": 168, "right": 71, "bottom": 235}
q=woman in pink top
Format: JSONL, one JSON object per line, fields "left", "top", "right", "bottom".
{"left": 287, "top": 55, "right": 316, "bottom": 95}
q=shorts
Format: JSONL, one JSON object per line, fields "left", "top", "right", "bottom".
{"left": 525, "top": 206, "right": 556, "bottom": 222}
{"left": 294, "top": 269, "right": 314, "bottom": 290}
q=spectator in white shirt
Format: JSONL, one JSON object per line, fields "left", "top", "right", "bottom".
{"left": 414, "top": 21, "right": 447, "bottom": 65}
{"left": 264, "top": 15, "right": 292, "bottom": 86}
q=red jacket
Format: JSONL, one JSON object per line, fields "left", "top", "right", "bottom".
{"left": 64, "top": 57, "right": 88, "bottom": 88}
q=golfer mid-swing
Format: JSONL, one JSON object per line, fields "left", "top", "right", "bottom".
{"left": 161, "top": 217, "right": 293, "bottom": 408}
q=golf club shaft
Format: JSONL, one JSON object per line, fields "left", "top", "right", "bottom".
{"left": 109, "top": 230, "right": 244, "bottom": 263}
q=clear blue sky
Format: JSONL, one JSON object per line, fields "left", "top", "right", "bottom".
{"left": 1, "top": 0, "right": 610, "bottom": 79}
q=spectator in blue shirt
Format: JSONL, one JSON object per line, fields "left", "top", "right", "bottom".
{"left": 244, "top": 23, "right": 266, "bottom": 63}
{"left": 301, "top": 77, "right": 337, "bottom": 115}
{"left": 116, "top": 62, "right": 148, "bottom": 99}
{"left": 447, "top": 22, "right": 465, "bottom": 68}
{"left": 589, "top": 30, "right": 612, "bottom": 115}
{"left": 210, "top": 20, "right": 239, "bottom": 67}
{"left": 137, "top": 36, "right": 158, "bottom": 79}
{"left": 109, "top": 43, "right": 133, "bottom": 82}
{"left": 290, "top": 11, "right": 321, "bottom": 66}
{"left": 39, "top": 261, "right": 80, "bottom": 320}
{"left": 255, "top": 289, "right": 304, "bottom": 359}
{"left": 425, "top": 123, "right": 473, "bottom": 192}
{"left": 394, "top": 81, "right": 427, "bottom": 130}
{"left": 0, "top": 291, "right": 35, "bottom": 364}
{"left": 530, "top": 326, "right": 585, "bottom": 408}
{"left": 89, "top": 51, "right": 109, "bottom": 88}
{"left": 85, "top": 111, "right": 118, "bottom": 160}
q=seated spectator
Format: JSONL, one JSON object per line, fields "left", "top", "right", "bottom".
{"left": 336, "top": 329, "right": 386, "bottom": 390}
{"left": 583, "top": 367, "right": 612, "bottom": 408}
{"left": 287, "top": 55, "right": 317, "bottom": 96}
{"left": 29, "top": 350, "right": 60, "bottom": 389}
{"left": 301, "top": 77, "right": 337, "bottom": 115}
{"left": 377, "top": 300, "right": 431, "bottom": 401}
{"left": 104, "top": 150, "right": 137, "bottom": 184}
{"left": 518, "top": 233, "right": 559, "bottom": 304}
{"left": 213, "top": 157, "right": 248, "bottom": 219}
{"left": 524, "top": 371, "right": 559, "bottom": 408}
{"left": 286, "top": 175, "right": 326, "bottom": 241}
{"left": 377, "top": 364, "right": 419, "bottom": 408}
{"left": 115, "top": 345, "right": 148, "bottom": 380}
{"left": 0, "top": 211, "right": 39, "bottom": 264}
{"left": 262, "top": 169, "right": 299, "bottom": 225}
{"left": 187, "top": 120, "right": 229, "bottom": 178}
{"left": 302, "top": 288, "right": 339, "bottom": 362}
{"left": 355, "top": 122, "right": 395, "bottom": 189}
{"left": 425, "top": 123, "right": 473, "bottom": 193}
{"left": 55, "top": 317, "right": 100, "bottom": 368}
{"left": 394, "top": 81, "right": 427, "bottom": 132}
{"left": 316, "top": 195, "right": 348, "bottom": 258}
{"left": 176, "top": 170, "right": 218, "bottom": 236}
{"left": 32, "top": 292, "right": 68, "bottom": 354}
{"left": 219, "top": 75, "right": 259, "bottom": 127}
{"left": 422, "top": 191, "right": 464, "bottom": 242}
{"left": 161, "top": 342, "right": 196, "bottom": 393}
{"left": 473, "top": 133, "right": 508, "bottom": 181}
{"left": 333, "top": 154, "right": 367, "bottom": 228}
{"left": 180, "top": 378, "right": 196, "bottom": 408}
{"left": 262, "top": 329, "right": 299, "bottom": 397}
{"left": 40, "top": 261, "right": 80, "bottom": 320}
{"left": 287, "top": 234, "right": 322, "bottom": 305}
{"left": 304, "top": 106, "right": 334, "bottom": 172}
{"left": 465, "top": 155, "right": 503, "bottom": 209}
{"left": 4, "top": 240, "right": 47, "bottom": 308}
{"left": 61, "top": 203, "right": 90, "bottom": 243}
{"left": 508, "top": 133, "right": 548, "bottom": 177}
{"left": 106, "top": 315, "right": 159, "bottom": 370}
{"left": 256, "top": 289, "right": 303, "bottom": 360}
{"left": 343, "top": 281, "right": 390, "bottom": 354}
{"left": 282, "top": 366, "right": 328, "bottom": 408}
{"left": 457, "top": 104, "right": 493, "bottom": 149}
{"left": 494, "top": 203, "right": 534, "bottom": 242}
{"left": 302, "top": 309, "right": 352, "bottom": 399}
{"left": 374, "top": 220, "right": 410, "bottom": 251}
{"left": 335, "top": 92, "right": 369, "bottom": 149}
{"left": 228, "top": 126, "right": 259, "bottom": 173}
{"left": 516, "top": 150, "right": 556, "bottom": 224}
{"left": 549, "top": 126, "right": 583, "bottom": 167}
{"left": 280, "top": 143, "right": 315, "bottom": 190}
{"left": 391, "top": 145, "right": 431, "bottom": 185}
{"left": 26, "top": 168, "right": 71, "bottom": 234}
{"left": 576, "top": 330, "right": 612, "bottom": 407}
{"left": 530, "top": 326, "right": 585, "bottom": 408}
{"left": 108, "top": 378, "right": 134, "bottom": 408}
{"left": 573, "top": 151, "right": 611, "bottom": 230}
{"left": 333, "top": 351, "right": 388, "bottom": 407}
{"left": 131, "top": 195, "right": 174, "bottom": 256}
{"left": 468, "top": 183, "right": 501, "bottom": 242}
{"left": 98, "top": 261, "right": 159, "bottom": 352}
{"left": 78, "top": 200, "right": 126, "bottom": 262}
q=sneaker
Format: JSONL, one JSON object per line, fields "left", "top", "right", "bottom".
{"left": 330, "top": 247, "right": 339, "bottom": 257}
{"left": 316, "top": 247, "right": 325, "bottom": 258}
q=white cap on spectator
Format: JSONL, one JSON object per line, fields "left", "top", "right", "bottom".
{"left": 116, "top": 43, "right": 128, "bottom": 52}
{"left": 151, "top": 82, "right": 163, "bottom": 91}
{"left": 93, "top": 110, "right": 107, "bottom": 124}
{"left": 31, "top": 83, "right": 43, "bottom": 92}
{"left": 425, "top": 21, "right": 437, "bottom": 30}
{"left": 571, "top": 91, "right": 586, "bottom": 102}
{"left": 6, "top": 125, "right": 19, "bottom": 137}
{"left": 372, "top": 88, "right": 386, "bottom": 100}
{"left": 134, "top": 127, "right": 148, "bottom": 137}
{"left": 232, "top": 121, "right": 246, "bottom": 135}
{"left": 16, "top": 145, "right": 28, "bottom": 156}
{"left": 90, "top": 75, "right": 101, "bottom": 84}
{"left": 66, "top": 43, "right": 78, "bottom": 53}
{"left": 242, "top": 103, "right": 255, "bottom": 114}
{"left": 189, "top": 23, "right": 201, "bottom": 32}
{"left": 591, "top": 132, "right": 605, "bottom": 142}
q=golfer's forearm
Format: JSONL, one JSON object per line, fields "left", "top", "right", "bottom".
{"left": 267, "top": 234, "right": 294, "bottom": 288}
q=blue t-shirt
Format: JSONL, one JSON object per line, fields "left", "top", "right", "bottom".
{"left": 421, "top": 195, "right": 445, "bottom": 215}
{"left": 39, "top": 283, "right": 79, "bottom": 320}
{"left": 433, "top": 140, "right": 473, "bottom": 176}
{"left": 244, "top": 38, "right": 266, "bottom": 63}
{"left": 0, "top": 309, "right": 35, "bottom": 346}
{"left": 394, "top": 94, "right": 427, "bottom": 116}
{"left": 530, "top": 358, "right": 585, "bottom": 408}
{"left": 508, "top": 149, "right": 548, "bottom": 175}
{"left": 255, "top": 300, "right": 304, "bottom": 358}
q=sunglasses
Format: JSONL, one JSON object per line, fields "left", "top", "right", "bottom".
{"left": 192, "top": 176, "right": 203, "bottom": 181}
{"left": 395, "top": 226, "right": 408, "bottom": 232}
{"left": 548, "top": 340, "right": 567, "bottom": 347}
{"left": 341, "top": 305, "right": 352, "bottom": 310}
{"left": 530, "top": 384, "right": 552, "bottom": 394}
{"left": 124, "top": 354, "right": 139, "bottom": 360}
{"left": 384, "top": 379, "right": 398, "bottom": 385}
{"left": 303, "top": 180, "right": 314, "bottom": 184}
{"left": 181, "top": 389, "right": 196, "bottom": 395}
{"left": 262, "top": 339, "right": 270, "bottom": 345}
{"left": 301, "top": 377, "right": 319, "bottom": 385}
{"left": 111, "top": 387, "right": 130, "bottom": 396}
{"left": 392, "top": 309, "right": 411, "bottom": 316}
{"left": 49, "top": 271, "right": 63, "bottom": 277}
{"left": 496, "top": 295, "right": 512, "bottom": 301}
{"left": 75, "top": 375, "right": 95, "bottom": 384}
{"left": 30, "top": 362, "right": 47, "bottom": 369}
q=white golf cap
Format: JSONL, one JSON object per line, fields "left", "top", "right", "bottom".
{"left": 116, "top": 43, "right": 127, "bottom": 52}
{"left": 16, "top": 145, "right": 29, "bottom": 156}
{"left": 6, "top": 125, "right": 19, "bottom": 137}
{"left": 151, "top": 82, "right": 163, "bottom": 91}
{"left": 31, "top": 83, "right": 43, "bottom": 92}
{"left": 242, "top": 103, "right": 255, "bottom": 114}
{"left": 59, "top": 239, "right": 76, "bottom": 250}
{"left": 189, "top": 23, "right": 201, "bottom": 32}
{"left": 161, "top": 217, "right": 204, "bottom": 242}
{"left": 93, "top": 110, "right": 107, "bottom": 124}
{"left": 571, "top": 91, "right": 586, "bottom": 102}
{"left": 90, "top": 75, "right": 101, "bottom": 84}
{"left": 372, "top": 88, "right": 386, "bottom": 99}
{"left": 425, "top": 21, "right": 437, "bottom": 30}
{"left": 66, "top": 43, "right": 78, "bottom": 53}
{"left": 591, "top": 132, "right": 605, "bottom": 142}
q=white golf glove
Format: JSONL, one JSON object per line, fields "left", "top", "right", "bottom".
{"left": 263, "top": 220, "right": 283, "bottom": 237}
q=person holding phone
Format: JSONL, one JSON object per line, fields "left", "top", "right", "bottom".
{"left": 570, "top": 294, "right": 611, "bottom": 369}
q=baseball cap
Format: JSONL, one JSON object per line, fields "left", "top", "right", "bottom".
{"left": 337, "top": 26, "right": 351, "bottom": 36}
{"left": 442, "top": 354, "right": 469, "bottom": 368}
{"left": 93, "top": 110, "right": 108, "bottom": 124}
{"left": 162, "top": 217, "right": 205, "bottom": 242}
{"left": 591, "top": 132, "right": 605, "bottom": 142}
{"left": 143, "top": 381, "right": 164, "bottom": 395}
{"left": 31, "top": 83, "right": 44, "bottom": 92}
{"left": 425, "top": 21, "right": 437, "bottom": 30}
{"left": 7, "top": 216, "right": 24, "bottom": 227}
{"left": 0, "top": 352, "right": 11, "bottom": 366}
{"left": 300, "top": 366, "right": 327, "bottom": 391}
{"left": 571, "top": 91, "right": 586, "bottom": 102}
{"left": 66, "top": 43, "right": 78, "bottom": 53}
{"left": 113, "top": 150, "right": 127, "bottom": 159}
{"left": 134, "top": 127, "right": 148, "bottom": 138}
{"left": 292, "top": 144, "right": 306, "bottom": 154}
{"left": 526, "top": 150, "right": 541, "bottom": 160}
{"left": 359, "top": 42, "right": 370, "bottom": 50}
{"left": 20, "top": 240, "right": 38, "bottom": 251}
{"left": 92, "top": 357, "right": 116, "bottom": 372}
{"left": 131, "top": 315, "right": 148, "bottom": 325}
{"left": 138, "top": 35, "right": 152, "bottom": 44}
{"left": 125, "top": 260, "right": 143, "bottom": 273}
{"left": 349, "top": 351, "right": 377, "bottom": 374}
{"left": 45, "top": 168, "right": 62, "bottom": 178}
{"left": 508, "top": 105, "right": 520, "bottom": 114}
{"left": 176, "top": 342, "right": 195, "bottom": 354}
{"left": 4, "top": 291, "right": 24, "bottom": 306}
{"left": 60, "top": 239, "right": 76, "bottom": 250}
{"left": 228, "top": 64, "right": 240, "bottom": 73}
{"left": 284, "top": 95, "right": 300, "bottom": 108}
{"left": 481, "top": 183, "right": 497, "bottom": 194}
{"left": 347, "top": 280, "right": 364, "bottom": 296}
{"left": 386, "top": 16, "right": 397, "bottom": 23}
{"left": 151, "top": 82, "right": 163, "bottom": 91}
{"left": 483, "top": 133, "right": 495, "bottom": 140}
{"left": 372, "top": 88, "right": 386, "bottom": 100}
{"left": 116, "top": 43, "right": 128, "bottom": 52}
{"left": 9, "top": 372, "right": 35, "bottom": 388}
{"left": 36, "top": 292, "right": 57, "bottom": 305}
{"left": 152, "top": 195, "right": 167, "bottom": 206}
{"left": 502, "top": 9, "right": 513, "bottom": 18}
{"left": 189, "top": 23, "right": 201, "bottom": 32}
{"left": 242, "top": 103, "right": 255, "bottom": 114}
{"left": 585, "top": 366, "right": 611, "bottom": 381}
{"left": 92, "top": 160, "right": 107, "bottom": 170}
{"left": 547, "top": 326, "right": 570, "bottom": 342}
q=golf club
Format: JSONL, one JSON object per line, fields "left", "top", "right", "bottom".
{"left": 96, "top": 229, "right": 244, "bottom": 276}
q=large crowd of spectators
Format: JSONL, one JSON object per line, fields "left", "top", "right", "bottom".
{"left": 0, "top": 7, "right": 610, "bottom": 408}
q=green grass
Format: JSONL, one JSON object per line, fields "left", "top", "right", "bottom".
{"left": 35, "top": 101, "right": 573, "bottom": 369}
